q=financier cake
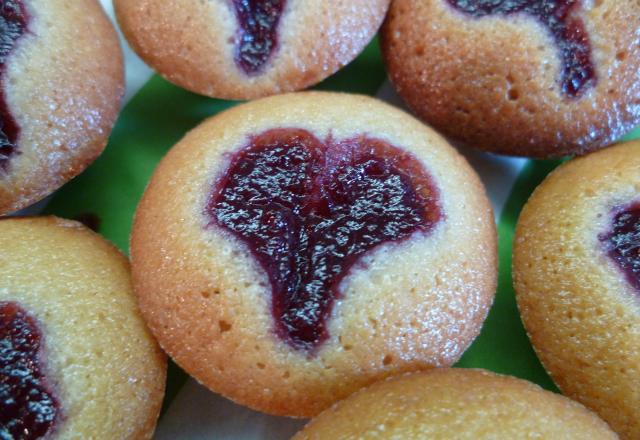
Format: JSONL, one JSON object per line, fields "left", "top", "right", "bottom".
{"left": 293, "top": 369, "right": 617, "bottom": 439}
{"left": 381, "top": 0, "right": 640, "bottom": 158}
{"left": 0, "top": 0, "right": 124, "bottom": 215}
{"left": 114, "top": 0, "right": 390, "bottom": 100}
{"left": 0, "top": 217, "right": 166, "bottom": 439}
{"left": 513, "top": 141, "right": 640, "bottom": 439}
{"left": 130, "top": 92, "right": 498, "bottom": 417}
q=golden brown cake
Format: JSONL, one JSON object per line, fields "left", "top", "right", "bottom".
{"left": 293, "top": 369, "right": 616, "bottom": 439}
{"left": 513, "top": 141, "right": 640, "bottom": 439}
{"left": 130, "top": 91, "right": 497, "bottom": 417}
{"left": 0, "top": 0, "right": 124, "bottom": 215}
{"left": 114, "top": 0, "right": 390, "bottom": 100}
{"left": 0, "top": 217, "right": 166, "bottom": 439}
{"left": 381, "top": 0, "right": 640, "bottom": 158}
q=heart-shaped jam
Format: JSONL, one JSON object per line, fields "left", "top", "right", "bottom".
{"left": 600, "top": 203, "right": 640, "bottom": 293}
{"left": 232, "top": 0, "right": 286, "bottom": 75}
{"left": 0, "top": 0, "right": 29, "bottom": 173}
{"left": 1, "top": 301, "right": 60, "bottom": 439}
{"left": 446, "top": 0, "right": 596, "bottom": 97}
{"left": 208, "top": 128, "right": 442, "bottom": 351}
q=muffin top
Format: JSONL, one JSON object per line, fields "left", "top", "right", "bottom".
{"left": 0, "top": 0, "right": 123, "bottom": 215}
{"left": 514, "top": 141, "right": 640, "bottom": 439}
{"left": 115, "top": 0, "right": 389, "bottom": 100}
{"left": 0, "top": 216, "right": 166, "bottom": 439}
{"left": 381, "top": 0, "right": 640, "bottom": 157}
{"left": 131, "top": 91, "right": 497, "bottom": 417}
{"left": 293, "top": 369, "right": 616, "bottom": 439}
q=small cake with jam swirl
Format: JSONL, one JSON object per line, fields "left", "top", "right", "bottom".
{"left": 0, "top": 217, "right": 166, "bottom": 439}
{"left": 130, "top": 92, "right": 497, "bottom": 417}
{"left": 114, "top": 0, "right": 390, "bottom": 100}
{"left": 514, "top": 140, "right": 640, "bottom": 439}
{"left": 381, "top": 0, "right": 640, "bottom": 158}
{"left": 0, "top": 0, "right": 123, "bottom": 215}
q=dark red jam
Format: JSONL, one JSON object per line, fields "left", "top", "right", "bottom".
{"left": 231, "top": 0, "right": 286, "bottom": 75}
{"left": 0, "top": 1, "right": 29, "bottom": 174}
{"left": 446, "top": 0, "right": 596, "bottom": 97}
{"left": 207, "top": 129, "right": 442, "bottom": 351}
{"left": 1, "top": 301, "right": 59, "bottom": 439}
{"left": 600, "top": 203, "right": 640, "bottom": 293}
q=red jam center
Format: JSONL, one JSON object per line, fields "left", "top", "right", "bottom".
{"left": 0, "top": 1, "right": 29, "bottom": 174}
{"left": 1, "top": 301, "right": 59, "bottom": 439}
{"left": 231, "top": 0, "right": 286, "bottom": 75}
{"left": 208, "top": 129, "right": 441, "bottom": 351}
{"left": 446, "top": 0, "right": 596, "bottom": 97}
{"left": 600, "top": 203, "right": 640, "bottom": 293}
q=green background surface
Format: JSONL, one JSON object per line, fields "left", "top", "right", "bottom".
{"left": 44, "top": 41, "right": 640, "bottom": 415}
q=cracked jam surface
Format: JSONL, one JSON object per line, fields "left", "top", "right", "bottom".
{"left": 0, "top": 0, "right": 29, "bottom": 174}
{"left": 231, "top": 0, "right": 286, "bottom": 74}
{"left": 446, "top": 0, "right": 596, "bottom": 97}
{"left": 208, "top": 128, "right": 442, "bottom": 351}
{"left": 1, "top": 301, "right": 59, "bottom": 439}
{"left": 600, "top": 203, "right": 640, "bottom": 293}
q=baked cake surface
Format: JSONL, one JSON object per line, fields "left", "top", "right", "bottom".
{"left": 115, "top": 0, "right": 390, "bottom": 100}
{"left": 0, "top": 0, "right": 124, "bottom": 215}
{"left": 0, "top": 216, "right": 166, "bottom": 439}
{"left": 293, "top": 369, "right": 617, "bottom": 439}
{"left": 381, "top": 0, "right": 640, "bottom": 157}
{"left": 514, "top": 141, "right": 640, "bottom": 439}
{"left": 131, "top": 91, "right": 497, "bottom": 417}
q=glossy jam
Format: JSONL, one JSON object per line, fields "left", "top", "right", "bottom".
{"left": 446, "top": 0, "right": 596, "bottom": 97}
{"left": 231, "top": 0, "right": 286, "bottom": 75}
{"left": 600, "top": 203, "right": 640, "bottom": 293}
{"left": 1, "top": 301, "right": 59, "bottom": 439}
{"left": 0, "top": 1, "right": 29, "bottom": 173}
{"left": 231, "top": 0, "right": 286, "bottom": 74}
{"left": 208, "top": 129, "right": 441, "bottom": 350}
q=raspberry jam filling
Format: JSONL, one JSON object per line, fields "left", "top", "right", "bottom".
{"left": 208, "top": 129, "right": 442, "bottom": 351}
{"left": 232, "top": 0, "right": 286, "bottom": 75}
{"left": 0, "top": 1, "right": 29, "bottom": 173}
{"left": 600, "top": 203, "right": 640, "bottom": 293}
{"left": 1, "top": 301, "right": 60, "bottom": 439}
{"left": 446, "top": 0, "right": 596, "bottom": 97}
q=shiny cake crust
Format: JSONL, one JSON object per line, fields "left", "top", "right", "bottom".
{"left": 114, "top": 0, "right": 390, "bottom": 100}
{"left": 131, "top": 92, "right": 497, "bottom": 417}
{"left": 514, "top": 141, "right": 640, "bottom": 439}
{"left": 0, "top": 0, "right": 123, "bottom": 215}
{"left": 0, "top": 217, "right": 166, "bottom": 439}
{"left": 381, "top": 0, "right": 640, "bottom": 158}
{"left": 294, "top": 369, "right": 616, "bottom": 439}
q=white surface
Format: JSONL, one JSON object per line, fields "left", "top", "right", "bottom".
{"left": 156, "top": 381, "right": 307, "bottom": 440}
{"left": 95, "top": 1, "right": 526, "bottom": 438}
